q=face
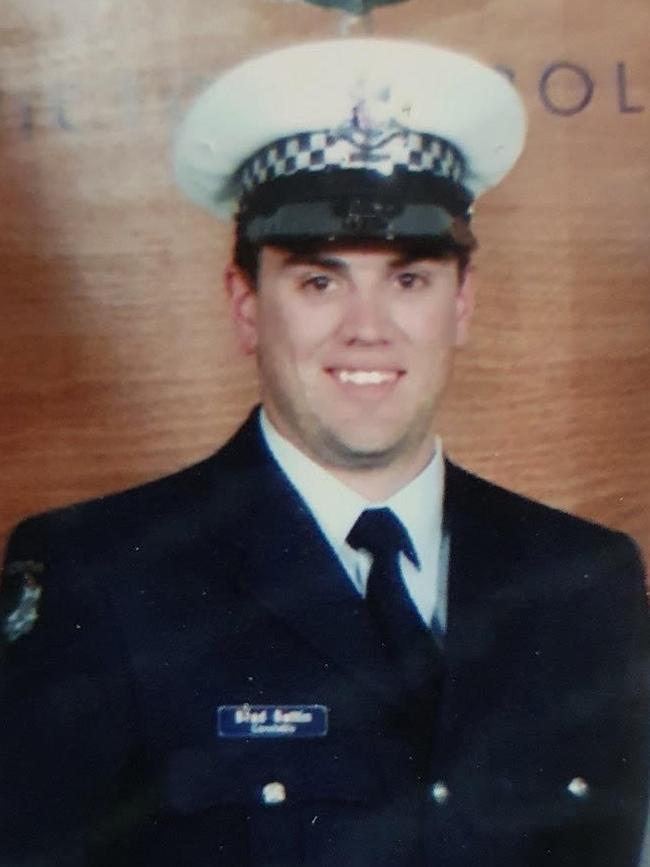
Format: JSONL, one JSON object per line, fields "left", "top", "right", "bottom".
{"left": 227, "top": 243, "right": 473, "bottom": 478}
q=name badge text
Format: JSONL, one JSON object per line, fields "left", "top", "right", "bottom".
{"left": 217, "top": 704, "right": 329, "bottom": 738}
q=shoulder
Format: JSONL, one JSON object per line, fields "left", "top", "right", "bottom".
{"left": 0, "top": 411, "right": 267, "bottom": 632}
{"left": 0, "top": 456, "right": 207, "bottom": 647}
{"left": 0, "top": 419, "right": 266, "bottom": 650}
{"left": 445, "top": 459, "right": 646, "bottom": 582}
{"left": 447, "top": 458, "right": 636, "bottom": 540}
{"left": 445, "top": 462, "right": 648, "bottom": 666}
{"left": 2, "top": 410, "right": 264, "bottom": 566}
{"left": 3, "top": 452, "right": 216, "bottom": 563}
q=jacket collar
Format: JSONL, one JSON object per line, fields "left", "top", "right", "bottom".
{"left": 203, "top": 409, "right": 404, "bottom": 703}
{"left": 202, "top": 411, "right": 512, "bottom": 705}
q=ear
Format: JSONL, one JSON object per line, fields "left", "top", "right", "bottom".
{"left": 454, "top": 265, "right": 475, "bottom": 347}
{"left": 225, "top": 264, "right": 258, "bottom": 355}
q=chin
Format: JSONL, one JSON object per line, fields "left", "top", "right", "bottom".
{"left": 315, "top": 426, "right": 413, "bottom": 470}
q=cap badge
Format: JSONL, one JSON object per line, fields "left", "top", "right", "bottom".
{"left": 341, "top": 84, "right": 409, "bottom": 150}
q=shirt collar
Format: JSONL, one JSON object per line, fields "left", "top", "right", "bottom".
{"left": 259, "top": 409, "right": 445, "bottom": 565}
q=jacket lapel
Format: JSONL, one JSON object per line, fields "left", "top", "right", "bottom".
{"left": 204, "top": 411, "right": 402, "bottom": 705}
{"left": 444, "top": 459, "right": 508, "bottom": 660}
{"left": 201, "top": 417, "right": 512, "bottom": 709}
{"left": 439, "top": 460, "right": 531, "bottom": 745}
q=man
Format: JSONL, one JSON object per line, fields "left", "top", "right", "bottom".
{"left": 1, "top": 38, "right": 648, "bottom": 867}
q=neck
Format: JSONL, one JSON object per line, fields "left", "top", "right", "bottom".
{"left": 322, "top": 441, "right": 438, "bottom": 502}
{"left": 259, "top": 407, "right": 440, "bottom": 502}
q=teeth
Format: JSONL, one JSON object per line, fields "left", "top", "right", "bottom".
{"left": 336, "top": 370, "right": 398, "bottom": 385}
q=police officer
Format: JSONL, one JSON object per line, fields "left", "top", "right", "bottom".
{"left": 1, "top": 38, "right": 648, "bottom": 867}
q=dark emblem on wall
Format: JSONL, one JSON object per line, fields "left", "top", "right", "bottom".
{"left": 303, "top": 0, "right": 409, "bottom": 13}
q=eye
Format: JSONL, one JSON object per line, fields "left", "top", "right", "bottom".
{"left": 396, "top": 271, "right": 428, "bottom": 290}
{"left": 301, "top": 274, "right": 334, "bottom": 293}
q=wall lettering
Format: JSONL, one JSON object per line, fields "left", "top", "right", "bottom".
{"left": 0, "top": 59, "right": 644, "bottom": 141}
{"left": 539, "top": 62, "right": 594, "bottom": 116}
{"left": 616, "top": 62, "right": 644, "bottom": 113}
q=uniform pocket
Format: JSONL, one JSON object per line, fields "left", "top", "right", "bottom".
{"left": 166, "top": 738, "right": 385, "bottom": 813}
{"left": 164, "top": 738, "right": 390, "bottom": 866}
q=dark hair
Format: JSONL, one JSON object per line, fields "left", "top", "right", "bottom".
{"left": 233, "top": 213, "right": 262, "bottom": 285}
{"left": 233, "top": 213, "right": 474, "bottom": 287}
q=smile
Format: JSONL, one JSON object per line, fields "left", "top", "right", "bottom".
{"left": 330, "top": 369, "right": 402, "bottom": 385}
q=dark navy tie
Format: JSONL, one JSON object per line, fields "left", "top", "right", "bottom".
{"left": 347, "top": 508, "right": 440, "bottom": 686}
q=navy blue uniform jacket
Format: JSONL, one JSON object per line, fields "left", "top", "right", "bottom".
{"left": 1, "top": 411, "right": 649, "bottom": 866}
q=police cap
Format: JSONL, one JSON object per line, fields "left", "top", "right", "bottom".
{"left": 174, "top": 39, "right": 526, "bottom": 248}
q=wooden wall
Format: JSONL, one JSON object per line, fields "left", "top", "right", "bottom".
{"left": 1, "top": 0, "right": 648, "bottom": 563}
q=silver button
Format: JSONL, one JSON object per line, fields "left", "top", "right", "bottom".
{"left": 431, "top": 781, "right": 450, "bottom": 805}
{"left": 567, "top": 777, "right": 590, "bottom": 798}
{"left": 261, "top": 781, "right": 286, "bottom": 805}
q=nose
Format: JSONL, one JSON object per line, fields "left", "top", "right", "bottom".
{"left": 339, "top": 287, "right": 391, "bottom": 346}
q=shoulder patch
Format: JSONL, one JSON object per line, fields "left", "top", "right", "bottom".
{"left": 1, "top": 560, "right": 44, "bottom": 643}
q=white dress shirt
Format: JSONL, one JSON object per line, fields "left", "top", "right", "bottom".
{"left": 259, "top": 410, "right": 448, "bottom": 631}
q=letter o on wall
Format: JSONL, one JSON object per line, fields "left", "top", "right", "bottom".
{"left": 540, "top": 62, "right": 595, "bottom": 116}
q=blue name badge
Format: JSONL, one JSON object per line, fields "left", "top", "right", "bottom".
{"left": 217, "top": 704, "right": 329, "bottom": 739}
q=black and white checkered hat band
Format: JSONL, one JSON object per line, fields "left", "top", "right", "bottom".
{"left": 238, "top": 130, "right": 465, "bottom": 194}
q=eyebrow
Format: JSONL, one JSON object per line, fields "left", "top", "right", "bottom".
{"left": 388, "top": 254, "right": 436, "bottom": 269}
{"left": 281, "top": 252, "right": 350, "bottom": 272}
